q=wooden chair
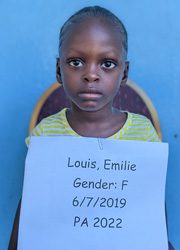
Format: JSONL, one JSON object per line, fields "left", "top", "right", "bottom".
{"left": 28, "top": 79, "right": 162, "bottom": 140}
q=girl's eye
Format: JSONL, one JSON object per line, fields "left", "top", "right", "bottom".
{"left": 68, "top": 59, "right": 83, "bottom": 67}
{"left": 101, "top": 60, "right": 117, "bottom": 69}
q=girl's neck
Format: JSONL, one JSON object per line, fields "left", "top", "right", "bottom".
{"left": 66, "top": 106, "right": 127, "bottom": 138}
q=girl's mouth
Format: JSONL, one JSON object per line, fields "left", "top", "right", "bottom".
{"left": 78, "top": 90, "right": 102, "bottom": 99}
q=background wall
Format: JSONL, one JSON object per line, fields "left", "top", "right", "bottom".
{"left": 0, "top": 0, "right": 179, "bottom": 249}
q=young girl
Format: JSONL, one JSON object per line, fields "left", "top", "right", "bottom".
{"left": 9, "top": 5, "right": 174, "bottom": 250}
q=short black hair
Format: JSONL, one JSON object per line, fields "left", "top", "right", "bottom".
{"left": 59, "top": 6, "right": 128, "bottom": 59}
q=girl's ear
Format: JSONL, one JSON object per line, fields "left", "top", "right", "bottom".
{"left": 121, "top": 61, "right": 129, "bottom": 85}
{"left": 56, "top": 57, "right": 62, "bottom": 84}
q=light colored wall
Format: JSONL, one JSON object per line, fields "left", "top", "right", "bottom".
{"left": 0, "top": 0, "right": 179, "bottom": 249}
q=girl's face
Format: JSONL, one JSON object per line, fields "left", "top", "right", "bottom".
{"left": 57, "top": 18, "right": 129, "bottom": 113}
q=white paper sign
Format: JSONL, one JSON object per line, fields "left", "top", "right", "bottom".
{"left": 18, "top": 136, "right": 169, "bottom": 250}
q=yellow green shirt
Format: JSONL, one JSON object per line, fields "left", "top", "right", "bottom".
{"left": 26, "top": 108, "right": 160, "bottom": 145}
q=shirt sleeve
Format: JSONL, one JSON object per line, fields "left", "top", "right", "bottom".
{"left": 147, "top": 121, "right": 161, "bottom": 142}
{"left": 25, "top": 122, "right": 44, "bottom": 146}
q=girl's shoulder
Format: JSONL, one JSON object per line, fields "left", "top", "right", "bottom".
{"left": 41, "top": 108, "right": 67, "bottom": 125}
{"left": 25, "top": 108, "right": 70, "bottom": 146}
{"left": 127, "top": 112, "right": 153, "bottom": 125}
{"left": 115, "top": 111, "right": 160, "bottom": 142}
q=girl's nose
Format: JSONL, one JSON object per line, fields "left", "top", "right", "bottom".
{"left": 83, "top": 73, "right": 99, "bottom": 83}
{"left": 83, "top": 65, "right": 100, "bottom": 83}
